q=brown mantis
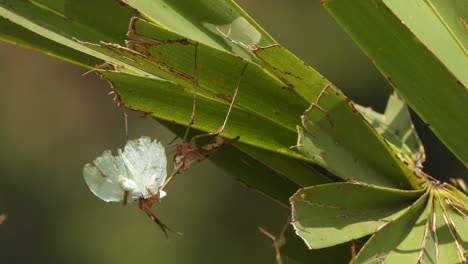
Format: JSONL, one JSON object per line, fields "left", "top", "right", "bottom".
{"left": 142, "top": 41, "right": 247, "bottom": 235}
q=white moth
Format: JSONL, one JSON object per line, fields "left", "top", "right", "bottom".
{"left": 83, "top": 136, "right": 173, "bottom": 236}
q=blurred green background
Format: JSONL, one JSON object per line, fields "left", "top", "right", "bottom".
{"left": 0, "top": 0, "right": 465, "bottom": 263}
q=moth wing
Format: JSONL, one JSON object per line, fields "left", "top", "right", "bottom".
{"left": 122, "top": 137, "right": 167, "bottom": 198}
{"left": 83, "top": 150, "right": 126, "bottom": 202}
{"left": 93, "top": 149, "right": 126, "bottom": 181}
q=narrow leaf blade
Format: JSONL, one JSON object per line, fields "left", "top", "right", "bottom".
{"left": 323, "top": 0, "right": 468, "bottom": 166}
{"left": 291, "top": 182, "right": 424, "bottom": 249}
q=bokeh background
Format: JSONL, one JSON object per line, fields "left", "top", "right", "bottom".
{"left": 0, "top": 0, "right": 465, "bottom": 263}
